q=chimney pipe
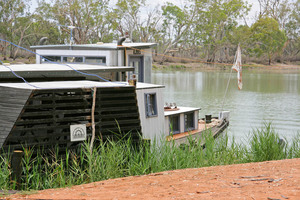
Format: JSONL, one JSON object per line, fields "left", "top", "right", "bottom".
{"left": 117, "top": 37, "right": 126, "bottom": 46}
{"left": 38, "top": 37, "right": 48, "bottom": 45}
{"left": 117, "top": 32, "right": 129, "bottom": 46}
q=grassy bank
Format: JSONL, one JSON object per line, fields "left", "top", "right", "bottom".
{"left": 0, "top": 123, "right": 299, "bottom": 192}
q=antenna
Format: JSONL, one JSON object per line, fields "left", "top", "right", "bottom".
{"left": 57, "top": 24, "right": 81, "bottom": 45}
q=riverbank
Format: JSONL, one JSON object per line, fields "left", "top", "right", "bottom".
{"left": 0, "top": 124, "right": 299, "bottom": 195}
{"left": 153, "top": 62, "right": 300, "bottom": 73}
{"left": 9, "top": 158, "right": 300, "bottom": 200}
{"left": 1, "top": 58, "right": 299, "bottom": 72}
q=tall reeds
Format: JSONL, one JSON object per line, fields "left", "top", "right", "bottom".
{"left": 0, "top": 123, "right": 299, "bottom": 191}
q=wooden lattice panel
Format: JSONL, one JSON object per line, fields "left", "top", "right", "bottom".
{"left": 0, "top": 82, "right": 141, "bottom": 153}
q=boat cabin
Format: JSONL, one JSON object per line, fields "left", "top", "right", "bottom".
{"left": 136, "top": 83, "right": 166, "bottom": 141}
{"left": 31, "top": 42, "right": 156, "bottom": 83}
{"left": 164, "top": 107, "right": 200, "bottom": 135}
{"left": 0, "top": 40, "right": 229, "bottom": 152}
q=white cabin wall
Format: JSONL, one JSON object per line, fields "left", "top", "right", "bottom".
{"left": 126, "top": 50, "right": 133, "bottom": 66}
{"left": 36, "top": 53, "right": 41, "bottom": 64}
{"left": 117, "top": 50, "right": 124, "bottom": 66}
{"left": 110, "top": 51, "right": 118, "bottom": 66}
{"left": 194, "top": 110, "right": 199, "bottom": 129}
{"left": 126, "top": 48, "right": 153, "bottom": 83}
{"left": 180, "top": 114, "right": 184, "bottom": 133}
{"left": 143, "top": 49, "right": 152, "bottom": 83}
{"left": 136, "top": 87, "right": 165, "bottom": 142}
{"left": 165, "top": 116, "right": 170, "bottom": 135}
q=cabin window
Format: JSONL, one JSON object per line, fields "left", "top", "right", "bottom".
{"left": 184, "top": 112, "right": 195, "bottom": 131}
{"left": 169, "top": 115, "right": 180, "bottom": 134}
{"left": 63, "top": 56, "right": 83, "bottom": 63}
{"left": 42, "top": 56, "right": 61, "bottom": 63}
{"left": 85, "top": 56, "right": 106, "bottom": 64}
{"left": 145, "top": 93, "right": 157, "bottom": 118}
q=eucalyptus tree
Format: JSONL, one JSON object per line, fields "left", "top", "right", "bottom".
{"left": 257, "top": 0, "right": 292, "bottom": 28}
{"left": 250, "top": 17, "right": 287, "bottom": 64}
{"left": 284, "top": 0, "right": 300, "bottom": 59}
{"left": 37, "top": 0, "right": 113, "bottom": 44}
{"left": 0, "top": 0, "right": 33, "bottom": 59}
{"left": 113, "top": 0, "right": 162, "bottom": 43}
{"left": 158, "top": 2, "right": 196, "bottom": 63}
{"left": 192, "top": 0, "right": 250, "bottom": 63}
{"left": 113, "top": 0, "right": 145, "bottom": 40}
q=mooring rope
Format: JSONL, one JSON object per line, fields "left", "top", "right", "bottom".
{"left": 221, "top": 68, "right": 233, "bottom": 112}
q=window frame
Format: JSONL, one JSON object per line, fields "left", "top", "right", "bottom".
{"left": 169, "top": 114, "right": 180, "bottom": 135}
{"left": 62, "top": 56, "right": 84, "bottom": 63}
{"left": 144, "top": 93, "right": 158, "bottom": 118}
{"left": 41, "top": 55, "right": 62, "bottom": 63}
{"left": 41, "top": 55, "right": 107, "bottom": 65}
{"left": 84, "top": 56, "right": 106, "bottom": 65}
{"left": 184, "top": 112, "right": 195, "bottom": 132}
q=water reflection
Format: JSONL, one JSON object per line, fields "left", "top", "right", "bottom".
{"left": 152, "top": 69, "right": 300, "bottom": 144}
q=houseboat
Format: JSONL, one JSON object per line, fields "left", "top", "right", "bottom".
{"left": 0, "top": 39, "right": 229, "bottom": 151}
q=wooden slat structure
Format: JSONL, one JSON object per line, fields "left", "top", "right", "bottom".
{"left": 0, "top": 81, "right": 141, "bottom": 153}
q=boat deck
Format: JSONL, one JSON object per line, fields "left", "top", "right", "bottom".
{"left": 167, "top": 118, "right": 228, "bottom": 145}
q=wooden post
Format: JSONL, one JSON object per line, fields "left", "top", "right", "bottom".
{"left": 90, "top": 87, "right": 97, "bottom": 152}
{"left": 11, "top": 150, "right": 24, "bottom": 190}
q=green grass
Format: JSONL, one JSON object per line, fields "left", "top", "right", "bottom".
{"left": 0, "top": 123, "right": 299, "bottom": 191}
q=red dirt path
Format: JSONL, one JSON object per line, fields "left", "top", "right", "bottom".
{"left": 8, "top": 158, "right": 300, "bottom": 200}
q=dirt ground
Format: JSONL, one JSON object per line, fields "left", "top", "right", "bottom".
{"left": 6, "top": 158, "right": 300, "bottom": 200}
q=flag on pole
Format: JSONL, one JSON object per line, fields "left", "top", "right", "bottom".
{"left": 232, "top": 45, "right": 242, "bottom": 90}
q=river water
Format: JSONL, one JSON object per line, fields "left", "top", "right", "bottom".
{"left": 152, "top": 69, "right": 300, "bottom": 144}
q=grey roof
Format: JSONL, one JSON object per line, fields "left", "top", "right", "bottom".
{"left": 136, "top": 82, "right": 165, "bottom": 90}
{"left": 31, "top": 43, "right": 157, "bottom": 50}
{"left": 164, "top": 107, "right": 201, "bottom": 116}
{"left": 0, "top": 64, "right": 133, "bottom": 79}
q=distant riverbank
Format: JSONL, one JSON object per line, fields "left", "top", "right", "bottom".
{"left": 1, "top": 58, "right": 299, "bottom": 73}
{"left": 153, "top": 62, "right": 300, "bottom": 73}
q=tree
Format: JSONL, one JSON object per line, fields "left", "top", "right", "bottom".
{"left": 250, "top": 17, "right": 287, "bottom": 64}
{"left": 0, "top": 0, "right": 32, "bottom": 59}
{"left": 257, "top": 0, "right": 292, "bottom": 28}
{"left": 193, "top": 0, "right": 250, "bottom": 62}
{"left": 284, "top": 0, "right": 300, "bottom": 59}
{"left": 158, "top": 2, "right": 196, "bottom": 63}
{"left": 37, "top": 0, "right": 113, "bottom": 44}
{"left": 114, "top": 0, "right": 145, "bottom": 39}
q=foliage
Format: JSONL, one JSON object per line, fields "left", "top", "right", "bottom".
{"left": 36, "top": 0, "right": 113, "bottom": 44}
{"left": 284, "top": 0, "right": 300, "bottom": 58}
{"left": 248, "top": 123, "right": 287, "bottom": 162}
{"left": 0, "top": 0, "right": 299, "bottom": 63}
{"left": 193, "top": 0, "right": 250, "bottom": 62}
{"left": 250, "top": 17, "right": 287, "bottom": 64}
{"left": 0, "top": 123, "right": 299, "bottom": 191}
{"left": 0, "top": 0, "right": 32, "bottom": 59}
